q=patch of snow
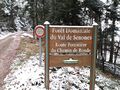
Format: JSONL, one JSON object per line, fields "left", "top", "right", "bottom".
{"left": 77, "top": 0, "right": 84, "bottom": 3}
{"left": 106, "top": 51, "right": 120, "bottom": 64}
{"left": 14, "top": 17, "right": 24, "bottom": 31}
{"left": 21, "top": 33, "right": 33, "bottom": 38}
{"left": 115, "top": 35, "right": 120, "bottom": 42}
{"left": 14, "top": 0, "right": 28, "bottom": 9}
{"left": 116, "top": 21, "right": 120, "bottom": 28}
{"left": 3, "top": 53, "right": 120, "bottom": 90}
{"left": 115, "top": 21, "right": 120, "bottom": 40}
{"left": 100, "top": 0, "right": 107, "bottom": 3}
{"left": 100, "top": 0, "right": 113, "bottom": 4}
{"left": 14, "top": 16, "right": 32, "bottom": 31}
{"left": 0, "top": 31, "right": 13, "bottom": 40}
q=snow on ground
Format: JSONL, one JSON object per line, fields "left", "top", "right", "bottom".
{"left": 1, "top": 31, "right": 120, "bottom": 90}
{"left": 21, "top": 32, "right": 33, "bottom": 38}
{"left": 0, "top": 31, "right": 33, "bottom": 40}
{"left": 0, "top": 31, "right": 13, "bottom": 40}
{"left": 3, "top": 54, "right": 120, "bottom": 90}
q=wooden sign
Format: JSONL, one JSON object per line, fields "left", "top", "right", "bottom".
{"left": 44, "top": 21, "right": 98, "bottom": 90}
{"left": 48, "top": 26, "right": 93, "bottom": 67}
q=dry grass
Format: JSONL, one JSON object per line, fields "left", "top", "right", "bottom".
{"left": 17, "top": 37, "right": 39, "bottom": 60}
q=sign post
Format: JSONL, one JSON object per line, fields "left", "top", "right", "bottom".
{"left": 39, "top": 38, "right": 42, "bottom": 66}
{"left": 34, "top": 25, "right": 45, "bottom": 66}
{"left": 44, "top": 21, "right": 50, "bottom": 89}
{"left": 90, "top": 23, "right": 98, "bottom": 90}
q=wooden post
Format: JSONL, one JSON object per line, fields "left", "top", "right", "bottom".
{"left": 90, "top": 22, "right": 98, "bottom": 90}
{"left": 44, "top": 21, "right": 50, "bottom": 89}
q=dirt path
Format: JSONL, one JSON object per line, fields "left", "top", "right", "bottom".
{"left": 0, "top": 32, "right": 21, "bottom": 90}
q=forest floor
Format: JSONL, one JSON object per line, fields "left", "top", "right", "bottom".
{"left": 0, "top": 32, "right": 21, "bottom": 90}
{"left": 0, "top": 31, "right": 120, "bottom": 90}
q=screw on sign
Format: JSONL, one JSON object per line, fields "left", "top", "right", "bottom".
{"left": 35, "top": 25, "right": 45, "bottom": 38}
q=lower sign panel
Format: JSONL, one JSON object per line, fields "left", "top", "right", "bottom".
{"left": 49, "top": 55, "right": 92, "bottom": 67}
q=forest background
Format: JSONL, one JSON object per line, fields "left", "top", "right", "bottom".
{"left": 0, "top": 0, "right": 120, "bottom": 75}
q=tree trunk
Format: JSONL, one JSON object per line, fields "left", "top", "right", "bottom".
{"left": 9, "top": 3, "right": 16, "bottom": 31}
{"left": 114, "top": 41, "right": 120, "bottom": 74}
{"left": 109, "top": 20, "right": 115, "bottom": 63}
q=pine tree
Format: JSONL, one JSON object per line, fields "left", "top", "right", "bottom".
{"left": 84, "top": 0, "right": 104, "bottom": 61}
{"left": 107, "top": 0, "right": 120, "bottom": 63}
{"left": 3, "top": 0, "right": 16, "bottom": 31}
{"left": 48, "top": 0, "right": 81, "bottom": 25}
{"left": 0, "top": 1, "right": 6, "bottom": 22}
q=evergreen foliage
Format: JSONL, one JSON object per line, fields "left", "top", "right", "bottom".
{"left": 0, "top": 0, "right": 120, "bottom": 74}
{"left": 48, "top": 0, "right": 81, "bottom": 25}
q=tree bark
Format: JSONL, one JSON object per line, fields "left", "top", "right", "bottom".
{"left": 109, "top": 20, "right": 115, "bottom": 63}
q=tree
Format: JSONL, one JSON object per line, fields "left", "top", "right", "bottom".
{"left": 114, "top": 40, "right": 120, "bottom": 74}
{"left": 84, "top": 0, "right": 105, "bottom": 70}
{"left": 3, "top": 0, "right": 31, "bottom": 31}
{"left": 27, "top": 0, "right": 49, "bottom": 26}
{"left": 48, "top": 0, "right": 82, "bottom": 25}
{"left": 106, "top": 0, "right": 120, "bottom": 63}
{"left": 0, "top": 1, "right": 5, "bottom": 21}
{"left": 3, "top": 0, "right": 16, "bottom": 31}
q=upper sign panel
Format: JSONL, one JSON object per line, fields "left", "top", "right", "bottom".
{"left": 48, "top": 25, "right": 94, "bottom": 67}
